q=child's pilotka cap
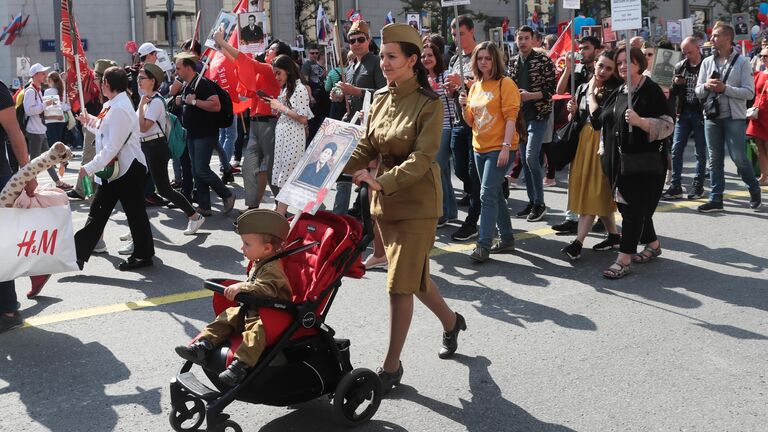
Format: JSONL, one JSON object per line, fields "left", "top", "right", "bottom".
{"left": 235, "top": 209, "right": 289, "bottom": 240}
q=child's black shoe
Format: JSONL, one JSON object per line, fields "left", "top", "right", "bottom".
{"left": 219, "top": 359, "right": 249, "bottom": 386}
{"left": 174, "top": 338, "right": 213, "bottom": 366}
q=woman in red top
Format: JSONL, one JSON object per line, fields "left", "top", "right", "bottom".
{"left": 747, "top": 48, "right": 768, "bottom": 185}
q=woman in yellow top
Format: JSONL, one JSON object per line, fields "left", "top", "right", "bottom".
{"left": 344, "top": 23, "right": 466, "bottom": 395}
{"left": 459, "top": 42, "right": 521, "bottom": 262}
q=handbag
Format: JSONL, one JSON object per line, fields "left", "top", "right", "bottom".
{"left": 94, "top": 132, "right": 132, "bottom": 182}
{"left": 746, "top": 84, "right": 766, "bottom": 120}
{"left": 549, "top": 85, "right": 587, "bottom": 171}
{"left": 65, "top": 110, "right": 76, "bottom": 130}
{"left": 619, "top": 150, "right": 665, "bottom": 176}
{"left": 0, "top": 205, "right": 79, "bottom": 280}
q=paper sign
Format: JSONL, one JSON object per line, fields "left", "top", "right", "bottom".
{"left": 667, "top": 20, "right": 682, "bottom": 44}
{"left": 155, "top": 49, "right": 174, "bottom": 72}
{"left": 204, "top": 9, "right": 238, "bottom": 51}
{"left": 610, "top": 0, "right": 642, "bottom": 31}
{"left": 441, "top": 0, "right": 471, "bottom": 6}
{"left": 563, "top": 0, "right": 580, "bottom": 9}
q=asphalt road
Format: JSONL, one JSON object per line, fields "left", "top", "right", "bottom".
{"left": 1, "top": 147, "right": 766, "bottom": 432}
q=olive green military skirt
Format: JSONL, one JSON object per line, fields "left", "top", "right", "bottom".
{"left": 377, "top": 218, "right": 437, "bottom": 294}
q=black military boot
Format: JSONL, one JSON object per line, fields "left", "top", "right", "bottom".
{"left": 219, "top": 359, "right": 249, "bottom": 386}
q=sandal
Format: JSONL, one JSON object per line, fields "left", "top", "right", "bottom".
{"left": 56, "top": 181, "right": 73, "bottom": 191}
{"left": 602, "top": 261, "right": 631, "bottom": 279}
{"left": 632, "top": 245, "right": 662, "bottom": 264}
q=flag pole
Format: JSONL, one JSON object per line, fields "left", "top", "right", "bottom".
{"left": 67, "top": 0, "right": 86, "bottom": 114}
{"left": 333, "top": 20, "right": 351, "bottom": 116}
{"left": 191, "top": 11, "right": 202, "bottom": 51}
{"left": 570, "top": 13, "right": 576, "bottom": 96}
{"left": 625, "top": 31, "right": 633, "bottom": 133}
{"left": 453, "top": 5, "right": 465, "bottom": 94}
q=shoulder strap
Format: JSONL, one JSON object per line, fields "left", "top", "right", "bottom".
{"left": 150, "top": 94, "right": 167, "bottom": 137}
{"left": 721, "top": 53, "right": 739, "bottom": 84}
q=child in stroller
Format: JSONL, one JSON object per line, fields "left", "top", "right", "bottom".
{"left": 175, "top": 209, "right": 292, "bottom": 386}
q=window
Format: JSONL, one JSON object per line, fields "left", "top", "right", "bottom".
{"left": 144, "top": 0, "right": 197, "bottom": 47}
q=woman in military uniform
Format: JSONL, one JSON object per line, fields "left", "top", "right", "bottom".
{"left": 344, "top": 23, "right": 467, "bottom": 395}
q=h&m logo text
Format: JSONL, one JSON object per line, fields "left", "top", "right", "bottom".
{"left": 17, "top": 229, "right": 58, "bottom": 257}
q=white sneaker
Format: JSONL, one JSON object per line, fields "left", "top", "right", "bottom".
{"left": 119, "top": 232, "right": 132, "bottom": 241}
{"left": 118, "top": 241, "right": 134, "bottom": 256}
{"left": 184, "top": 215, "right": 205, "bottom": 235}
{"left": 93, "top": 239, "right": 108, "bottom": 254}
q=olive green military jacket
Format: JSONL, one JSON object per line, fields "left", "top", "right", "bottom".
{"left": 242, "top": 259, "right": 292, "bottom": 302}
{"left": 344, "top": 76, "right": 444, "bottom": 221}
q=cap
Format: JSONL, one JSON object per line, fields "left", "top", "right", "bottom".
{"left": 381, "top": 23, "right": 423, "bottom": 53}
{"left": 137, "top": 42, "right": 160, "bottom": 57}
{"left": 93, "top": 59, "right": 119, "bottom": 78}
{"left": 143, "top": 63, "right": 165, "bottom": 84}
{"left": 348, "top": 20, "right": 370, "bottom": 37}
{"left": 174, "top": 51, "right": 200, "bottom": 63}
{"left": 28, "top": 63, "right": 51, "bottom": 76}
{"left": 234, "top": 209, "right": 290, "bottom": 240}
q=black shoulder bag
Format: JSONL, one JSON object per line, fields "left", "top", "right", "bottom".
{"left": 703, "top": 54, "right": 738, "bottom": 120}
{"left": 550, "top": 85, "right": 587, "bottom": 171}
{"left": 617, "top": 83, "right": 666, "bottom": 176}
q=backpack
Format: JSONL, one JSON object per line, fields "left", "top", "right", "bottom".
{"left": 152, "top": 94, "right": 186, "bottom": 160}
{"left": 13, "top": 84, "right": 35, "bottom": 131}
{"left": 192, "top": 75, "right": 234, "bottom": 129}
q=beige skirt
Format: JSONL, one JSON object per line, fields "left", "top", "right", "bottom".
{"left": 377, "top": 218, "right": 437, "bottom": 294}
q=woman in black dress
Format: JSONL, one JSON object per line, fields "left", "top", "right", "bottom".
{"left": 596, "top": 47, "right": 674, "bottom": 279}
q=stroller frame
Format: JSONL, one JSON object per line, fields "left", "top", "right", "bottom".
{"left": 169, "top": 186, "right": 377, "bottom": 432}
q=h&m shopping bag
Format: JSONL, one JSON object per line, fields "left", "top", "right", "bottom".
{"left": 0, "top": 205, "right": 78, "bottom": 280}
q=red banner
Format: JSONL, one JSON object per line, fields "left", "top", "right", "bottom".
{"left": 60, "top": 0, "right": 97, "bottom": 113}
{"left": 204, "top": 0, "right": 250, "bottom": 114}
{"left": 548, "top": 21, "right": 573, "bottom": 74}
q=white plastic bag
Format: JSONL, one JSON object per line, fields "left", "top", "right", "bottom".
{"left": 0, "top": 205, "right": 78, "bottom": 280}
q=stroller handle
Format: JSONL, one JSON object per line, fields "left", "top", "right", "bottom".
{"left": 203, "top": 279, "right": 296, "bottom": 311}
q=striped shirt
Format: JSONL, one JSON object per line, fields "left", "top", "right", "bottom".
{"left": 429, "top": 71, "right": 456, "bottom": 129}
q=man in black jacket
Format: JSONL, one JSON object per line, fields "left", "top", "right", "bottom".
{"left": 662, "top": 37, "right": 707, "bottom": 200}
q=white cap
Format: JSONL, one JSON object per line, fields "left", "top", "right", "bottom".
{"left": 137, "top": 42, "right": 160, "bottom": 57}
{"left": 28, "top": 63, "right": 51, "bottom": 76}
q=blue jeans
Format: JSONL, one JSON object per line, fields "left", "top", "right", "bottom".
{"left": 187, "top": 135, "right": 232, "bottom": 210}
{"left": 474, "top": 151, "right": 514, "bottom": 249}
{"left": 451, "top": 123, "right": 480, "bottom": 225}
{"left": 519, "top": 118, "right": 548, "bottom": 205}
{"left": 704, "top": 118, "right": 760, "bottom": 203}
{"left": 0, "top": 174, "right": 17, "bottom": 314}
{"left": 671, "top": 109, "right": 707, "bottom": 187}
{"left": 218, "top": 116, "right": 237, "bottom": 169}
{"left": 437, "top": 128, "right": 458, "bottom": 220}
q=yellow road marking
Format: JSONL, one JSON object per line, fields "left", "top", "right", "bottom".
{"left": 17, "top": 188, "right": 763, "bottom": 330}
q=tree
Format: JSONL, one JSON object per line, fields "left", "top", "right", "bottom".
{"left": 294, "top": 0, "right": 336, "bottom": 44}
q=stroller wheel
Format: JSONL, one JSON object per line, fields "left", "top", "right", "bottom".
{"left": 168, "top": 397, "right": 205, "bottom": 432}
{"left": 333, "top": 368, "right": 382, "bottom": 427}
{"left": 213, "top": 419, "right": 243, "bottom": 432}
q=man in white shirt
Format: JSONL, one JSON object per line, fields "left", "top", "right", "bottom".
{"left": 23, "top": 63, "right": 70, "bottom": 189}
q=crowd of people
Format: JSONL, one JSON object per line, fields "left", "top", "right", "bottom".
{"left": 1, "top": 17, "right": 767, "bottom": 395}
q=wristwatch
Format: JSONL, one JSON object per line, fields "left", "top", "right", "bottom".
{"left": 191, "top": 99, "right": 197, "bottom": 106}
{"left": 502, "top": 142, "right": 511, "bottom": 148}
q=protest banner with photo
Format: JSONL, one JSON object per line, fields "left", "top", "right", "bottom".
{"left": 248, "top": 0, "right": 266, "bottom": 12}
{"left": 204, "top": 9, "right": 238, "bottom": 51}
{"left": 610, "top": 0, "right": 642, "bottom": 31}
{"left": 275, "top": 119, "right": 364, "bottom": 215}
{"left": 581, "top": 26, "right": 603, "bottom": 41}
{"left": 406, "top": 12, "right": 421, "bottom": 32}
{"left": 602, "top": 17, "right": 616, "bottom": 42}
{"left": 651, "top": 48, "right": 681, "bottom": 88}
{"left": 155, "top": 49, "right": 174, "bottom": 72}
{"left": 490, "top": 27, "right": 503, "bottom": 49}
{"left": 666, "top": 20, "right": 682, "bottom": 44}
{"left": 16, "top": 57, "right": 30, "bottom": 78}
{"left": 238, "top": 12, "right": 269, "bottom": 55}
{"left": 732, "top": 13, "right": 751, "bottom": 41}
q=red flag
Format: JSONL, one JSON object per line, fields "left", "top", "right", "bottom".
{"left": 61, "top": 0, "right": 97, "bottom": 113}
{"left": 204, "top": 0, "right": 250, "bottom": 114}
{"left": 548, "top": 21, "right": 573, "bottom": 73}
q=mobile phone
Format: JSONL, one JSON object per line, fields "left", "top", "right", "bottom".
{"left": 255, "top": 90, "right": 271, "bottom": 100}
{"left": 709, "top": 70, "right": 720, "bottom": 80}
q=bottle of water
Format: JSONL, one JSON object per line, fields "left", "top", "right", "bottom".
{"left": 82, "top": 176, "right": 94, "bottom": 197}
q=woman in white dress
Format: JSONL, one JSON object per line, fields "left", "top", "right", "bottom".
{"left": 268, "top": 54, "right": 313, "bottom": 216}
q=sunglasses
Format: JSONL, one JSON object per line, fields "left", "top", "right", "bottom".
{"left": 349, "top": 36, "right": 367, "bottom": 45}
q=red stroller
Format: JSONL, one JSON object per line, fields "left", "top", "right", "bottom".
{"left": 169, "top": 189, "right": 380, "bottom": 432}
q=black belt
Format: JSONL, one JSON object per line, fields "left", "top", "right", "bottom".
{"left": 251, "top": 115, "right": 276, "bottom": 122}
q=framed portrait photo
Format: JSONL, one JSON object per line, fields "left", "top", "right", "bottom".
{"left": 276, "top": 119, "right": 365, "bottom": 215}
{"left": 651, "top": 48, "right": 682, "bottom": 88}
{"left": 732, "top": 13, "right": 751, "bottom": 41}
{"left": 205, "top": 10, "right": 238, "bottom": 51}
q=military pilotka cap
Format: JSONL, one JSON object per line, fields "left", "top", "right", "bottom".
{"left": 94, "top": 59, "right": 119, "bottom": 78}
{"left": 381, "top": 23, "right": 423, "bottom": 53}
{"left": 174, "top": 51, "right": 200, "bottom": 63}
{"left": 143, "top": 63, "right": 165, "bottom": 84}
{"left": 235, "top": 209, "right": 290, "bottom": 240}
{"left": 348, "top": 20, "right": 370, "bottom": 37}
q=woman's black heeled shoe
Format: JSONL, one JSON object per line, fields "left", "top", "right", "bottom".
{"left": 439, "top": 312, "right": 467, "bottom": 359}
{"left": 376, "top": 361, "right": 403, "bottom": 396}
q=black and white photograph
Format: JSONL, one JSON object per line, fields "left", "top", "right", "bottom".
{"left": 489, "top": 27, "right": 503, "bottom": 49}
{"left": 732, "top": 13, "right": 750, "bottom": 41}
{"left": 651, "top": 48, "right": 681, "bottom": 88}
{"left": 666, "top": 20, "right": 682, "bottom": 44}
{"left": 238, "top": 13, "right": 265, "bottom": 44}
{"left": 294, "top": 34, "right": 305, "bottom": 51}
{"left": 406, "top": 12, "right": 420, "bottom": 32}
{"left": 276, "top": 118, "right": 364, "bottom": 214}
{"left": 248, "top": 0, "right": 265, "bottom": 12}
{"left": 204, "top": 9, "right": 237, "bottom": 50}
{"left": 581, "top": 26, "right": 603, "bottom": 42}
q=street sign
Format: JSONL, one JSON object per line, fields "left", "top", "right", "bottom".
{"left": 563, "top": 0, "right": 580, "bottom": 10}
{"left": 610, "top": 0, "right": 642, "bottom": 31}
{"left": 441, "top": 0, "right": 471, "bottom": 6}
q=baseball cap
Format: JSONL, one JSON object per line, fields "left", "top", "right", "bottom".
{"left": 137, "top": 42, "right": 160, "bottom": 58}
{"left": 28, "top": 63, "right": 51, "bottom": 76}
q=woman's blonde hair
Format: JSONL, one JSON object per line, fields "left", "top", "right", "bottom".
{"left": 470, "top": 41, "right": 505, "bottom": 81}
